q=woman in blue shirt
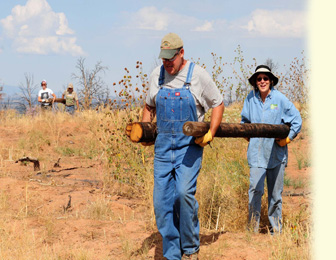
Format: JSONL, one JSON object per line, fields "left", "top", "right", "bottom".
{"left": 241, "top": 65, "right": 302, "bottom": 234}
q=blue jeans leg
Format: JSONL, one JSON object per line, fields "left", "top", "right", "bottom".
{"left": 153, "top": 158, "right": 181, "bottom": 260}
{"left": 65, "top": 105, "right": 75, "bottom": 115}
{"left": 153, "top": 145, "right": 202, "bottom": 260}
{"left": 266, "top": 163, "right": 285, "bottom": 233}
{"left": 248, "top": 167, "right": 266, "bottom": 232}
{"left": 175, "top": 149, "right": 202, "bottom": 255}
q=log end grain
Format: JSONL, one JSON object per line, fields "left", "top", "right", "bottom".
{"left": 130, "top": 123, "right": 144, "bottom": 143}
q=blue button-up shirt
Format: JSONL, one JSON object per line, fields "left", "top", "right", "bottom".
{"left": 241, "top": 89, "right": 302, "bottom": 169}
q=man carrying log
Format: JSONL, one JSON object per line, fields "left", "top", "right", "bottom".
{"left": 38, "top": 80, "right": 56, "bottom": 111}
{"left": 62, "top": 83, "right": 79, "bottom": 114}
{"left": 141, "top": 33, "right": 224, "bottom": 260}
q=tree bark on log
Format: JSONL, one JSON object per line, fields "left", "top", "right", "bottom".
{"left": 126, "top": 122, "right": 290, "bottom": 143}
{"left": 46, "top": 98, "right": 65, "bottom": 104}
{"left": 183, "top": 122, "right": 290, "bottom": 138}
{"left": 54, "top": 98, "right": 66, "bottom": 104}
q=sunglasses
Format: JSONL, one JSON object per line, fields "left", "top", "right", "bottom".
{"left": 162, "top": 50, "right": 180, "bottom": 62}
{"left": 256, "top": 77, "right": 269, "bottom": 82}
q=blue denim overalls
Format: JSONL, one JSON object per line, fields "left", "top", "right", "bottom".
{"left": 153, "top": 63, "right": 203, "bottom": 260}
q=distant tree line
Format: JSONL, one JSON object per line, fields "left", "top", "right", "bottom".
{"left": 0, "top": 46, "right": 310, "bottom": 113}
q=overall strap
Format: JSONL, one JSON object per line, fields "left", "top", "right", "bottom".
{"left": 184, "top": 62, "right": 195, "bottom": 87}
{"left": 158, "top": 62, "right": 195, "bottom": 87}
{"left": 158, "top": 65, "right": 165, "bottom": 86}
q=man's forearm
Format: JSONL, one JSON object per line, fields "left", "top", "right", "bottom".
{"left": 209, "top": 102, "right": 224, "bottom": 135}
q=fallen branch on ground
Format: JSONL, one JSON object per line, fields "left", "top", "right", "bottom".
{"left": 47, "top": 164, "right": 95, "bottom": 173}
{"left": 16, "top": 157, "right": 40, "bottom": 171}
{"left": 54, "top": 158, "right": 61, "bottom": 168}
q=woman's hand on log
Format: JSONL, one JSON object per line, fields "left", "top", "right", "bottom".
{"left": 195, "top": 129, "right": 213, "bottom": 147}
{"left": 276, "top": 137, "right": 291, "bottom": 147}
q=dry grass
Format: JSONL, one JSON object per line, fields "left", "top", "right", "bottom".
{"left": 0, "top": 103, "right": 311, "bottom": 259}
{"left": 269, "top": 223, "right": 311, "bottom": 260}
{"left": 0, "top": 217, "right": 98, "bottom": 260}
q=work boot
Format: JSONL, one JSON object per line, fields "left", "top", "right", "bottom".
{"left": 181, "top": 252, "right": 199, "bottom": 260}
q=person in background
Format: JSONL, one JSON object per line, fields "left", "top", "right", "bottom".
{"left": 62, "top": 83, "right": 79, "bottom": 114}
{"left": 241, "top": 65, "right": 302, "bottom": 234}
{"left": 141, "top": 32, "right": 224, "bottom": 260}
{"left": 38, "top": 80, "right": 56, "bottom": 111}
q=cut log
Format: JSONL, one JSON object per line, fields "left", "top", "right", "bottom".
{"left": 46, "top": 98, "right": 65, "bottom": 104}
{"left": 126, "top": 122, "right": 157, "bottom": 143}
{"left": 54, "top": 98, "right": 66, "bottom": 104}
{"left": 183, "top": 122, "right": 290, "bottom": 138}
{"left": 125, "top": 122, "right": 290, "bottom": 143}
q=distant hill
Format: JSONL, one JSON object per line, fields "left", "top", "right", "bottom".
{"left": 2, "top": 85, "right": 65, "bottom": 99}
{"left": 2, "top": 85, "right": 21, "bottom": 97}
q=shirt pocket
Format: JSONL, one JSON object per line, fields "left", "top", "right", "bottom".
{"left": 265, "top": 104, "right": 281, "bottom": 123}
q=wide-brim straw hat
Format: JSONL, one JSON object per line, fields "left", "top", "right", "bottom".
{"left": 248, "top": 65, "right": 279, "bottom": 88}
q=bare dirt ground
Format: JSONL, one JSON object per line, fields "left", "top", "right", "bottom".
{"left": 0, "top": 124, "right": 311, "bottom": 260}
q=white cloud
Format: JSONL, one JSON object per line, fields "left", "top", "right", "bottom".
{"left": 0, "top": 0, "right": 84, "bottom": 55}
{"left": 241, "top": 9, "right": 306, "bottom": 38}
{"left": 125, "top": 6, "right": 307, "bottom": 38}
{"left": 132, "top": 6, "right": 170, "bottom": 31}
{"left": 126, "top": 7, "right": 305, "bottom": 39}
{"left": 14, "top": 36, "right": 83, "bottom": 55}
{"left": 126, "top": 6, "right": 210, "bottom": 33}
{"left": 193, "top": 21, "right": 214, "bottom": 32}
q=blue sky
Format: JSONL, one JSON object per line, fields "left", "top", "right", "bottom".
{"left": 0, "top": 0, "right": 307, "bottom": 96}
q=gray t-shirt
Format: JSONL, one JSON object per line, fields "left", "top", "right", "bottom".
{"left": 146, "top": 61, "right": 223, "bottom": 121}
